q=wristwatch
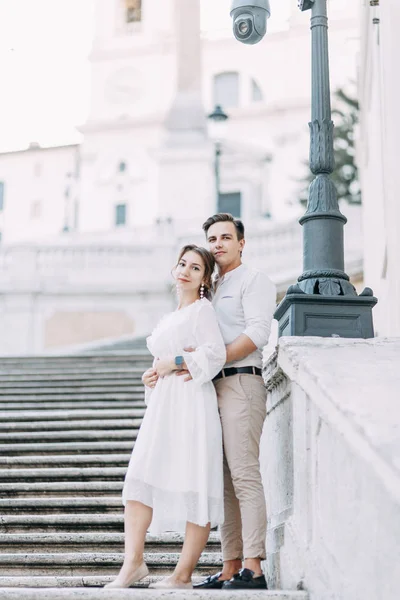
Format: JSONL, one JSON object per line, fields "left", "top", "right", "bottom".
{"left": 174, "top": 355, "right": 184, "bottom": 370}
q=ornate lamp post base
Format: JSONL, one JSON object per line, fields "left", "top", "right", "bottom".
{"left": 275, "top": 290, "right": 377, "bottom": 338}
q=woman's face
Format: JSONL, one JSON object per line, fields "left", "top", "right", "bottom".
{"left": 175, "top": 250, "right": 205, "bottom": 296}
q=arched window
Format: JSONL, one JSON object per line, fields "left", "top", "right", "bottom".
{"left": 213, "top": 72, "right": 240, "bottom": 109}
{"left": 125, "top": 0, "right": 142, "bottom": 24}
{"left": 251, "top": 78, "right": 264, "bottom": 102}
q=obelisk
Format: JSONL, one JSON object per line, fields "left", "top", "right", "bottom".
{"left": 157, "top": 0, "right": 214, "bottom": 229}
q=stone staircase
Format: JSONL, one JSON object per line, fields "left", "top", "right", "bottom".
{"left": 0, "top": 350, "right": 308, "bottom": 600}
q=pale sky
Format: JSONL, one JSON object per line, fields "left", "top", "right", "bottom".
{"left": 0, "top": 0, "right": 291, "bottom": 152}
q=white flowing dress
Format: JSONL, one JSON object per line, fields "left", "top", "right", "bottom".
{"left": 122, "top": 298, "right": 226, "bottom": 534}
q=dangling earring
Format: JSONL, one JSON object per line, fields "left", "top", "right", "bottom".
{"left": 200, "top": 284, "right": 205, "bottom": 299}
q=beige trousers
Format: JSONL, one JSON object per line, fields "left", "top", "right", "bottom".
{"left": 215, "top": 374, "right": 267, "bottom": 561}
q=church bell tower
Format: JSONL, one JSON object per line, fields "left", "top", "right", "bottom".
{"left": 78, "top": 0, "right": 214, "bottom": 235}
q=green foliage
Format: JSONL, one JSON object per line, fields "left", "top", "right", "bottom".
{"left": 299, "top": 86, "right": 361, "bottom": 206}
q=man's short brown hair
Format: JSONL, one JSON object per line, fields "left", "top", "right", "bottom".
{"left": 202, "top": 213, "right": 245, "bottom": 241}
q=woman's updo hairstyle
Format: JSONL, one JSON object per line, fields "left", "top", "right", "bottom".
{"left": 176, "top": 244, "right": 215, "bottom": 300}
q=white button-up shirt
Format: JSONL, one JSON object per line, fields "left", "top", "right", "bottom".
{"left": 212, "top": 263, "right": 277, "bottom": 369}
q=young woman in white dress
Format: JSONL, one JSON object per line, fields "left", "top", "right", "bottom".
{"left": 105, "top": 245, "right": 226, "bottom": 590}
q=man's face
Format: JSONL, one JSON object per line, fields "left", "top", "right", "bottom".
{"left": 206, "top": 221, "right": 245, "bottom": 268}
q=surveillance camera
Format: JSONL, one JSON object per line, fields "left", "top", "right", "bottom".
{"left": 230, "top": 0, "right": 271, "bottom": 45}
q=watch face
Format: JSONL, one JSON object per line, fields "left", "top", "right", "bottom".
{"left": 105, "top": 68, "right": 142, "bottom": 105}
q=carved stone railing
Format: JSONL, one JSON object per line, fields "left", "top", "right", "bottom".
{"left": 261, "top": 338, "right": 400, "bottom": 598}
{"left": 0, "top": 209, "right": 363, "bottom": 293}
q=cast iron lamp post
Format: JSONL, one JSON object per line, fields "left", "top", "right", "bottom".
{"left": 255, "top": 0, "right": 377, "bottom": 337}
{"left": 207, "top": 104, "right": 229, "bottom": 209}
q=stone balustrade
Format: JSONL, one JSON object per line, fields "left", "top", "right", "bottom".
{"left": 0, "top": 208, "right": 363, "bottom": 294}
{"left": 261, "top": 337, "right": 400, "bottom": 599}
{"left": 0, "top": 211, "right": 364, "bottom": 355}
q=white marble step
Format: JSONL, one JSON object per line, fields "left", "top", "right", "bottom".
{"left": 0, "top": 454, "right": 130, "bottom": 468}
{"left": 0, "top": 466, "right": 127, "bottom": 482}
{"left": 0, "top": 368, "right": 148, "bottom": 378}
{"left": 0, "top": 585, "right": 308, "bottom": 599}
{"left": 0, "top": 551, "right": 222, "bottom": 576}
{"left": 0, "top": 513, "right": 125, "bottom": 533}
{"left": 0, "top": 392, "right": 144, "bottom": 401}
{"left": 0, "top": 481, "right": 123, "bottom": 496}
{"left": 0, "top": 386, "right": 143, "bottom": 396}
{"left": 0, "top": 496, "right": 122, "bottom": 513}
{"left": 0, "top": 360, "right": 150, "bottom": 371}
{"left": 0, "top": 429, "right": 138, "bottom": 443}
{"left": 0, "top": 441, "right": 134, "bottom": 455}
{"left": 0, "top": 380, "right": 142, "bottom": 389}
{"left": 0, "top": 531, "right": 220, "bottom": 552}
{"left": 0, "top": 418, "right": 142, "bottom": 432}
{"left": 0, "top": 409, "right": 145, "bottom": 422}
{"left": 0, "top": 353, "right": 149, "bottom": 362}
{"left": 0, "top": 401, "right": 146, "bottom": 411}
{"left": 0, "top": 371, "right": 144, "bottom": 380}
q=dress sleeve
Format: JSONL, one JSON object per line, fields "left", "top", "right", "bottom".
{"left": 183, "top": 301, "right": 226, "bottom": 385}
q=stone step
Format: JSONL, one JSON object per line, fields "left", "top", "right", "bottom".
{"left": 0, "top": 380, "right": 142, "bottom": 389}
{"left": 0, "top": 584, "right": 308, "bottom": 599}
{"left": 0, "top": 352, "right": 153, "bottom": 372}
{"left": 0, "top": 385, "right": 143, "bottom": 395}
{"left": 0, "top": 401, "right": 146, "bottom": 411}
{"left": 0, "top": 429, "right": 138, "bottom": 443}
{"left": 0, "top": 441, "right": 134, "bottom": 455}
{"left": 0, "top": 532, "right": 221, "bottom": 553}
{"left": 0, "top": 496, "right": 122, "bottom": 514}
{"left": 0, "top": 513, "right": 125, "bottom": 533}
{"left": 0, "top": 395, "right": 144, "bottom": 407}
{"left": 0, "top": 481, "right": 123, "bottom": 497}
{"left": 0, "top": 418, "right": 142, "bottom": 432}
{"left": 0, "top": 466, "right": 126, "bottom": 483}
{"left": 0, "top": 365, "right": 150, "bottom": 375}
{"left": 0, "top": 391, "right": 143, "bottom": 399}
{"left": 0, "top": 551, "right": 222, "bottom": 576}
{"left": 0, "top": 354, "right": 149, "bottom": 363}
{"left": 0, "top": 454, "right": 130, "bottom": 469}
{"left": 0, "top": 409, "right": 145, "bottom": 422}
{"left": 0, "top": 369, "right": 148, "bottom": 379}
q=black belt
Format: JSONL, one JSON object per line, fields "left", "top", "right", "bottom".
{"left": 213, "top": 366, "right": 262, "bottom": 381}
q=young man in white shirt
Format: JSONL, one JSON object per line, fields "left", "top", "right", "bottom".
{"left": 192, "top": 213, "right": 276, "bottom": 590}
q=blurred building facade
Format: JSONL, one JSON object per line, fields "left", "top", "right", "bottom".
{"left": 0, "top": 0, "right": 359, "bottom": 242}
{"left": 358, "top": 0, "right": 400, "bottom": 337}
{"left": 0, "top": 0, "right": 364, "bottom": 354}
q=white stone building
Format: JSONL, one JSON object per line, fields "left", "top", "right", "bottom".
{"left": 358, "top": 0, "right": 400, "bottom": 337}
{"left": 0, "top": 0, "right": 364, "bottom": 354}
{"left": 0, "top": 0, "right": 360, "bottom": 242}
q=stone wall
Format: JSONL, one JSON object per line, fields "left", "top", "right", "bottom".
{"left": 261, "top": 337, "right": 400, "bottom": 600}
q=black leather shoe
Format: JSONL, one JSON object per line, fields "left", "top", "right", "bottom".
{"left": 193, "top": 572, "right": 226, "bottom": 589}
{"left": 222, "top": 568, "right": 268, "bottom": 590}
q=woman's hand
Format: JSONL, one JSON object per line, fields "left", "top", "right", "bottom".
{"left": 154, "top": 358, "right": 176, "bottom": 378}
{"left": 142, "top": 367, "right": 159, "bottom": 388}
